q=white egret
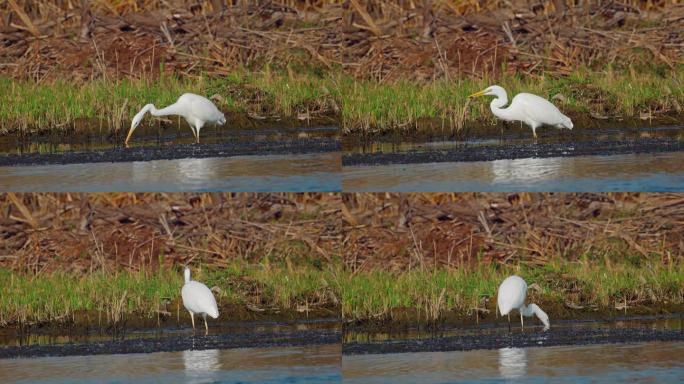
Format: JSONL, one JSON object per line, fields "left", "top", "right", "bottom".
{"left": 181, "top": 267, "right": 219, "bottom": 335}
{"left": 497, "top": 275, "right": 550, "bottom": 331}
{"left": 125, "top": 93, "right": 226, "bottom": 147}
{"left": 468, "top": 85, "right": 573, "bottom": 138}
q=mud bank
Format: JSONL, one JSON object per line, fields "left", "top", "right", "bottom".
{"left": 0, "top": 137, "right": 340, "bottom": 167}
{"left": 0, "top": 325, "right": 341, "bottom": 359}
{"left": 343, "top": 316, "right": 684, "bottom": 355}
{"left": 342, "top": 137, "right": 684, "bottom": 166}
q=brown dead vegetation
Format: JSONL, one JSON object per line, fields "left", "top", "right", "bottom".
{"left": 342, "top": 193, "right": 684, "bottom": 271}
{"left": 1, "top": 1, "right": 682, "bottom": 82}
{"left": 0, "top": 192, "right": 341, "bottom": 274}
{"left": 3, "top": 192, "right": 684, "bottom": 276}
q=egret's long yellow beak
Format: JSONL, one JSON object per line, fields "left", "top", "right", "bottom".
{"left": 468, "top": 90, "right": 487, "bottom": 98}
{"left": 124, "top": 126, "right": 135, "bottom": 148}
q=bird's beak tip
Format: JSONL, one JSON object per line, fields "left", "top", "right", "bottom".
{"left": 468, "top": 90, "right": 486, "bottom": 98}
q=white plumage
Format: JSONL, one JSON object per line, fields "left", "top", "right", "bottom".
{"left": 125, "top": 93, "right": 226, "bottom": 147}
{"left": 469, "top": 85, "right": 573, "bottom": 139}
{"left": 497, "top": 275, "right": 550, "bottom": 331}
{"left": 181, "top": 267, "right": 219, "bottom": 335}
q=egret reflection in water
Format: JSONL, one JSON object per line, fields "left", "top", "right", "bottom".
{"left": 183, "top": 348, "right": 220, "bottom": 383}
{"left": 491, "top": 156, "right": 564, "bottom": 185}
{"left": 498, "top": 347, "right": 527, "bottom": 379}
{"left": 131, "top": 156, "right": 220, "bottom": 184}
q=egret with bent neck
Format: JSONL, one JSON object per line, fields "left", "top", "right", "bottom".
{"left": 497, "top": 275, "right": 550, "bottom": 331}
{"left": 125, "top": 93, "right": 226, "bottom": 147}
{"left": 469, "top": 85, "right": 573, "bottom": 139}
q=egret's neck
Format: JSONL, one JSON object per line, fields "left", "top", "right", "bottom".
{"left": 150, "top": 102, "right": 183, "bottom": 118}
{"left": 520, "top": 304, "right": 550, "bottom": 329}
{"left": 184, "top": 268, "right": 191, "bottom": 283}
{"left": 489, "top": 91, "right": 516, "bottom": 122}
{"left": 519, "top": 304, "right": 534, "bottom": 317}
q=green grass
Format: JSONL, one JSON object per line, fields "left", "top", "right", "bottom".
{"left": 1, "top": 65, "right": 683, "bottom": 135}
{"left": 341, "top": 255, "right": 684, "bottom": 323}
{"left": 1, "top": 254, "right": 681, "bottom": 326}
{"left": 0, "top": 262, "right": 341, "bottom": 326}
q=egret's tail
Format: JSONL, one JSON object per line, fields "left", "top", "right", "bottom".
{"left": 209, "top": 308, "right": 219, "bottom": 319}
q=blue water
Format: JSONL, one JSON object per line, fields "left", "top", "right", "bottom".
{"left": 0, "top": 345, "right": 341, "bottom": 384}
{"left": 343, "top": 151, "right": 684, "bottom": 192}
{"left": 0, "top": 153, "right": 341, "bottom": 192}
{"left": 342, "top": 342, "right": 684, "bottom": 383}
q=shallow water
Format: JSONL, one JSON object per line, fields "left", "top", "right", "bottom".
{"left": 1, "top": 124, "right": 339, "bottom": 155}
{"left": 0, "top": 152, "right": 341, "bottom": 192}
{"left": 342, "top": 342, "right": 684, "bottom": 383}
{"left": 343, "top": 151, "right": 684, "bottom": 192}
{"left": 0, "top": 344, "right": 341, "bottom": 384}
{"left": 0, "top": 317, "right": 340, "bottom": 348}
{"left": 345, "top": 316, "right": 683, "bottom": 344}
{"left": 345, "top": 124, "right": 684, "bottom": 155}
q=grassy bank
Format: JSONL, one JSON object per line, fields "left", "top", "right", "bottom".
{"left": 2, "top": 253, "right": 682, "bottom": 328}
{"left": 0, "top": 262, "right": 341, "bottom": 327}
{"left": 2, "top": 65, "right": 683, "bottom": 136}
{"left": 342, "top": 255, "right": 684, "bottom": 325}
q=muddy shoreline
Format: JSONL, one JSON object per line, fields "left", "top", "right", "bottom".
{"left": 342, "top": 137, "right": 684, "bottom": 166}
{"left": 343, "top": 319, "right": 684, "bottom": 355}
{"left": 0, "top": 326, "right": 341, "bottom": 359}
{"left": 0, "top": 138, "right": 340, "bottom": 167}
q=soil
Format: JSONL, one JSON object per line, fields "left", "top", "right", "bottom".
{"left": 342, "top": 137, "right": 684, "bottom": 166}
{"left": 1, "top": 2, "right": 682, "bottom": 82}
{"left": 342, "top": 322, "right": 684, "bottom": 355}
{"left": 0, "top": 325, "right": 341, "bottom": 358}
{"left": 341, "top": 193, "right": 684, "bottom": 271}
{"left": 0, "top": 193, "right": 342, "bottom": 274}
{"left": 0, "top": 137, "right": 340, "bottom": 167}
{"left": 343, "top": 302, "right": 684, "bottom": 331}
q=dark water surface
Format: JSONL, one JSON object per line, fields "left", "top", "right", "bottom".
{"left": 343, "top": 151, "right": 684, "bottom": 191}
{"left": 343, "top": 124, "right": 684, "bottom": 192}
{"left": 0, "top": 152, "right": 341, "bottom": 192}
{"left": 0, "top": 317, "right": 341, "bottom": 349}
{"left": 0, "top": 318, "right": 341, "bottom": 382}
{"left": 0, "top": 125, "right": 340, "bottom": 192}
{"left": 343, "top": 342, "right": 684, "bottom": 383}
{"left": 343, "top": 317, "right": 684, "bottom": 383}
{"left": 1, "top": 344, "right": 341, "bottom": 384}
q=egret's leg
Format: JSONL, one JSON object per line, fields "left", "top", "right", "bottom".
{"left": 204, "top": 314, "right": 208, "bottom": 335}
{"left": 193, "top": 119, "right": 204, "bottom": 144}
{"left": 507, "top": 314, "right": 511, "bottom": 332}
{"left": 189, "top": 311, "right": 195, "bottom": 331}
{"left": 520, "top": 313, "right": 524, "bottom": 331}
{"left": 189, "top": 125, "right": 198, "bottom": 142}
{"left": 532, "top": 127, "right": 538, "bottom": 139}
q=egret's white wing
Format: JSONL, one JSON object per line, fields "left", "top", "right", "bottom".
{"left": 182, "top": 281, "right": 219, "bottom": 318}
{"left": 181, "top": 93, "right": 223, "bottom": 123}
{"left": 512, "top": 93, "right": 567, "bottom": 126}
{"left": 497, "top": 276, "right": 527, "bottom": 315}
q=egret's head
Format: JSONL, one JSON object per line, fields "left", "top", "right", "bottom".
{"left": 468, "top": 85, "right": 506, "bottom": 99}
{"left": 564, "top": 119, "right": 573, "bottom": 130}
{"left": 125, "top": 103, "right": 153, "bottom": 148}
{"left": 217, "top": 113, "right": 226, "bottom": 126}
